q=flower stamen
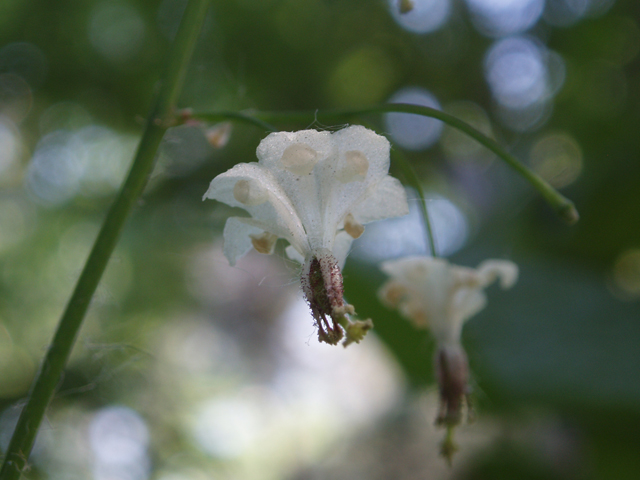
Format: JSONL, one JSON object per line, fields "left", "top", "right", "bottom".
{"left": 338, "top": 150, "right": 369, "bottom": 183}
{"left": 249, "top": 231, "right": 278, "bottom": 255}
{"left": 233, "top": 179, "right": 268, "bottom": 206}
{"left": 302, "top": 252, "right": 345, "bottom": 345}
{"left": 343, "top": 213, "right": 365, "bottom": 239}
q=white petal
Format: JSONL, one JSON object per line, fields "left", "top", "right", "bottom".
{"left": 450, "top": 287, "right": 487, "bottom": 329}
{"left": 254, "top": 126, "right": 404, "bottom": 257}
{"left": 256, "top": 130, "right": 334, "bottom": 250}
{"left": 476, "top": 260, "right": 519, "bottom": 289}
{"left": 379, "top": 255, "right": 518, "bottom": 349}
{"left": 349, "top": 176, "right": 409, "bottom": 225}
{"left": 232, "top": 178, "right": 268, "bottom": 206}
{"left": 279, "top": 143, "right": 318, "bottom": 175}
{"left": 337, "top": 150, "right": 369, "bottom": 183}
{"left": 332, "top": 230, "right": 354, "bottom": 270}
{"left": 221, "top": 217, "right": 264, "bottom": 266}
{"left": 380, "top": 256, "right": 452, "bottom": 327}
{"left": 332, "top": 125, "right": 391, "bottom": 183}
{"left": 316, "top": 126, "right": 394, "bottom": 245}
{"left": 256, "top": 129, "right": 333, "bottom": 171}
{"left": 285, "top": 244, "right": 305, "bottom": 264}
{"left": 204, "top": 162, "right": 308, "bottom": 254}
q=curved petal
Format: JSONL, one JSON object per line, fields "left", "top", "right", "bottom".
{"left": 349, "top": 176, "right": 409, "bottom": 225}
{"left": 256, "top": 129, "right": 334, "bottom": 251}
{"left": 380, "top": 256, "right": 452, "bottom": 328}
{"left": 332, "top": 230, "right": 355, "bottom": 270}
{"left": 222, "top": 217, "right": 263, "bottom": 266}
{"left": 285, "top": 244, "right": 305, "bottom": 264}
{"left": 332, "top": 125, "right": 391, "bottom": 183}
{"left": 476, "top": 260, "right": 519, "bottom": 289}
{"left": 317, "top": 126, "right": 394, "bottom": 246}
{"left": 203, "top": 162, "right": 308, "bottom": 254}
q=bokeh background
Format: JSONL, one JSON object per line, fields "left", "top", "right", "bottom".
{"left": 1, "top": 0, "right": 640, "bottom": 478}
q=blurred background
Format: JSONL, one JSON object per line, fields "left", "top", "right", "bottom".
{"left": 1, "top": 0, "right": 639, "bottom": 478}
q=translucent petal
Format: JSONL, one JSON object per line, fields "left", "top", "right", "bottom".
{"left": 317, "top": 126, "right": 394, "bottom": 246}
{"left": 256, "top": 129, "right": 334, "bottom": 251}
{"left": 332, "top": 230, "right": 355, "bottom": 270}
{"left": 203, "top": 162, "right": 308, "bottom": 254}
{"left": 380, "top": 256, "right": 452, "bottom": 328}
{"left": 285, "top": 244, "right": 305, "bottom": 264}
{"left": 221, "top": 217, "right": 264, "bottom": 266}
{"left": 349, "top": 176, "right": 409, "bottom": 225}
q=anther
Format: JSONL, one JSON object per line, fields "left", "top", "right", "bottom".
{"left": 280, "top": 143, "right": 318, "bottom": 175}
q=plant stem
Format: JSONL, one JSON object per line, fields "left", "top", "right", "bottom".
{"left": 192, "top": 105, "right": 579, "bottom": 224}
{"left": 0, "top": 1, "right": 211, "bottom": 478}
{"left": 390, "top": 150, "right": 438, "bottom": 256}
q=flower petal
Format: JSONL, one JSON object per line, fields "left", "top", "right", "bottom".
{"left": 203, "top": 162, "right": 308, "bottom": 254}
{"left": 256, "top": 129, "right": 334, "bottom": 250}
{"left": 332, "top": 230, "right": 355, "bottom": 270}
{"left": 476, "top": 260, "right": 519, "bottom": 289}
{"left": 285, "top": 244, "right": 305, "bottom": 264}
{"left": 380, "top": 256, "right": 452, "bottom": 329}
{"left": 317, "top": 126, "right": 394, "bottom": 245}
{"left": 349, "top": 176, "right": 409, "bottom": 225}
{"left": 221, "top": 217, "right": 264, "bottom": 266}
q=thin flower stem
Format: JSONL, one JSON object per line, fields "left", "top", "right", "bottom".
{"left": 358, "top": 118, "right": 438, "bottom": 257}
{"left": 390, "top": 150, "right": 438, "bottom": 256}
{"left": 0, "top": 1, "right": 211, "bottom": 478}
{"left": 191, "top": 105, "right": 579, "bottom": 224}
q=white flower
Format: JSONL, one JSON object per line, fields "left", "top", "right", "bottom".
{"left": 204, "top": 125, "right": 409, "bottom": 345}
{"left": 379, "top": 256, "right": 518, "bottom": 347}
{"left": 378, "top": 256, "right": 518, "bottom": 427}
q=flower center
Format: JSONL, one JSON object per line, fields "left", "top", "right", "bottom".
{"left": 301, "top": 251, "right": 346, "bottom": 345}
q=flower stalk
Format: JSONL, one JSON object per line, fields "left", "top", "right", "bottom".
{"left": 0, "top": 1, "right": 211, "bottom": 478}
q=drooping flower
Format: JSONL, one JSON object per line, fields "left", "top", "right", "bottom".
{"left": 378, "top": 256, "right": 518, "bottom": 458}
{"left": 204, "top": 126, "right": 409, "bottom": 345}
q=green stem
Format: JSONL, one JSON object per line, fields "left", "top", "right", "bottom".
{"left": 390, "top": 149, "right": 438, "bottom": 256}
{"left": 0, "top": 1, "right": 211, "bottom": 478}
{"left": 191, "top": 105, "right": 579, "bottom": 224}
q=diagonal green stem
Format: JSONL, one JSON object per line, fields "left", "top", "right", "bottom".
{"left": 0, "top": 1, "right": 211, "bottom": 478}
{"left": 192, "top": 105, "right": 579, "bottom": 224}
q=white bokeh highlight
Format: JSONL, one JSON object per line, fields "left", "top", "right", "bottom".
{"left": 484, "top": 36, "right": 548, "bottom": 109}
{"left": 389, "top": 0, "right": 452, "bottom": 34}
{"left": 89, "top": 406, "right": 150, "bottom": 480}
{"left": 384, "top": 87, "right": 443, "bottom": 151}
{"left": 465, "top": 0, "right": 545, "bottom": 37}
{"left": 352, "top": 192, "right": 468, "bottom": 262}
{"left": 26, "top": 126, "right": 136, "bottom": 206}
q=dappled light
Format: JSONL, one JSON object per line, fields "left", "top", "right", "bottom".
{"left": 385, "top": 87, "right": 443, "bottom": 150}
